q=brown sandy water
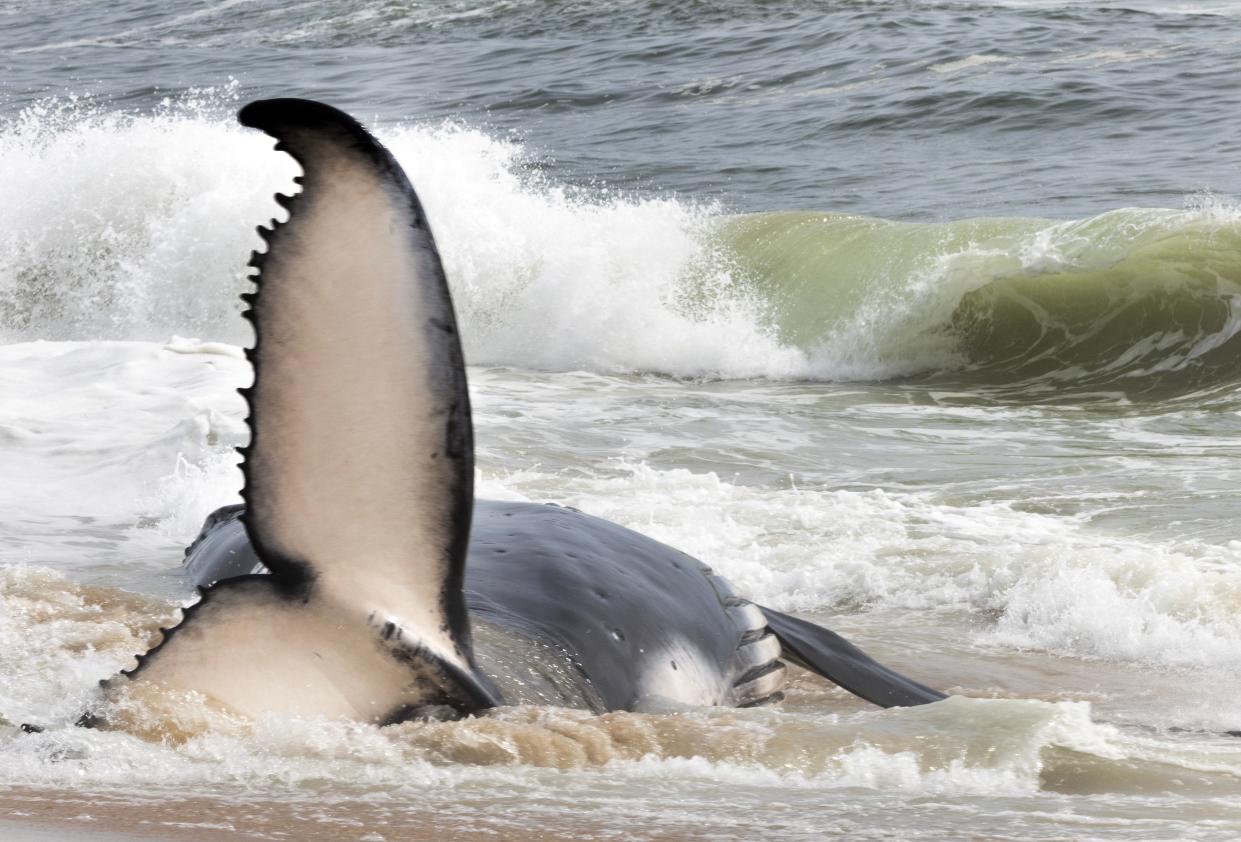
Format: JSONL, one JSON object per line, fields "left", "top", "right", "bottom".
{"left": 3, "top": 555, "right": 1240, "bottom": 841}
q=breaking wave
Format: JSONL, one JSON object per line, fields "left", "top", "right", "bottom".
{"left": 2, "top": 96, "right": 1239, "bottom": 394}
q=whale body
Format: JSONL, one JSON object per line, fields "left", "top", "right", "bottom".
{"left": 100, "top": 98, "right": 945, "bottom": 724}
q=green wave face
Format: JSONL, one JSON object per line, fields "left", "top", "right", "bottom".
{"left": 719, "top": 207, "right": 1241, "bottom": 397}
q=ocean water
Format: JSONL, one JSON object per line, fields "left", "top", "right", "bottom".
{"left": 2, "top": 1, "right": 1240, "bottom": 839}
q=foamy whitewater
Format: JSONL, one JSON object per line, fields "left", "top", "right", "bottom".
{"left": 2, "top": 1, "right": 1241, "bottom": 840}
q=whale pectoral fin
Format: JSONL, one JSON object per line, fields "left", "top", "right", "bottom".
{"left": 759, "top": 607, "right": 947, "bottom": 708}
{"left": 115, "top": 577, "right": 466, "bottom": 723}
{"left": 235, "top": 99, "right": 478, "bottom": 676}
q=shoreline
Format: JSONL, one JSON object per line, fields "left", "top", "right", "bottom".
{"left": 0, "top": 785, "right": 709, "bottom": 842}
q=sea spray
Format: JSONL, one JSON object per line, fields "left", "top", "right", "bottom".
{"left": 0, "top": 97, "right": 800, "bottom": 379}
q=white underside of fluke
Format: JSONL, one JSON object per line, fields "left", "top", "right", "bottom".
{"left": 130, "top": 581, "right": 436, "bottom": 722}
{"left": 115, "top": 100, "right": 483, "bottom": 721}
{"left": 246, "top": 150, "right": 466, "bottom": 667}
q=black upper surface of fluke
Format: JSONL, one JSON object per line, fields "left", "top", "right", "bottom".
{"left": 239, "top": 98, "right": 397, "bottom": 173}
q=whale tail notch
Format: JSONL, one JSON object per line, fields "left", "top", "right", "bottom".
{"left": 105, "top": 98, "right": 498, "bottom": 723}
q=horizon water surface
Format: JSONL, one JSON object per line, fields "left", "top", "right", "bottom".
{"left": 2, "top": 2, "right": 1241, "bottom": 840}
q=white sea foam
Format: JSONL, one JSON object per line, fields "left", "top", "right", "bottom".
{"left": 0, "top": 94, "right": 289, "bottom": 345}
{"left": 382, "top": 126, "right": 805, "bottom": 378}
{"left": 928, "top": 54, "right": 1011, "bottom": 74}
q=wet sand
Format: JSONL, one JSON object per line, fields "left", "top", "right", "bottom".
{"left": 0, "top": 785, "right": 713, "bottom": 841}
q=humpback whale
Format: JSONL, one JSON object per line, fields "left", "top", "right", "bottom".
{"left": 100, "top": 99, "right": 945, "bottom": 724}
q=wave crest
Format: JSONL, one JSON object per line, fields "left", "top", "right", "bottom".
{"left": 727, "top": 206, "right": 1241, "bottom": 394}
{"left": 3, "top": 97, "right": 1239, "bottom": 393}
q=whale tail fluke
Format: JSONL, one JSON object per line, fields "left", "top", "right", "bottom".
{"left": 760, "top": 607, "right": 947, "bottom": 707}
{"left": 102, "top": 99, "right": 498, "bottom": 724}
